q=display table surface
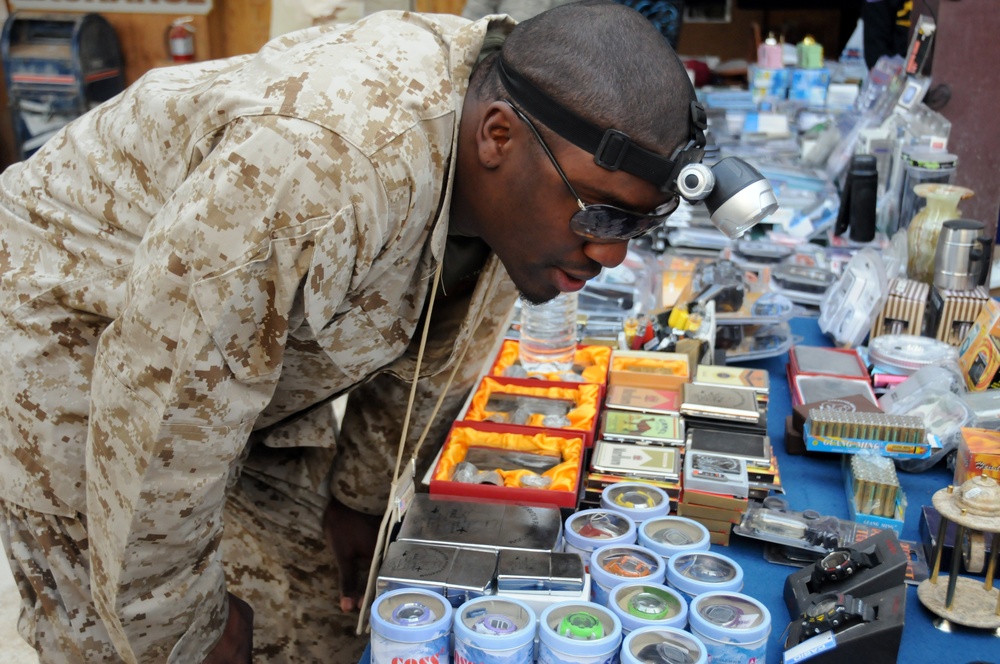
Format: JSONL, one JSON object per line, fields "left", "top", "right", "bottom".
{"left": 359, "top": 318, "right": 999, "bottom": 663}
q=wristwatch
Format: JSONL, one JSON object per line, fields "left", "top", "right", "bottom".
{"left": 472, "top": 613, "right": 518, "bottom": 636}
{"left": 558, "top": 611, "right": 605, "bottom": 640}
{"left": 798, "top": 592, "right": 875, "bottom": 640}
{"left": 700, "top": 602, "right": 744, "bottom": 629}
{"left": 628, "top": 591, "right": 672, "bottom": 620}
{"left": 635, "top": 642, "right": 697, "bottom": 664}
{"left": 810, "top": 545, "right": 879, "bottom": 587}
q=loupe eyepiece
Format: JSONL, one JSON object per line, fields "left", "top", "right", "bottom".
{"left": 679, "top": 157, "right": 778, "bottom": 239}
{"left": 676, "top": 163, "right": 715, "bottom": 201}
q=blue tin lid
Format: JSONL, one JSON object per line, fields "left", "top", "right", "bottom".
{"left": 666, "top": 551, "right": 743, "bottom": 597}
{"left": 370, "top": 588, "right": 453, "bottom": 644}
{"left": 565, "top": 509, "right": 637, "bottom": 553}
{"left": 688, "top": 591, "right": 771, "bottom": 644}
{"left": 538, "top": 600, "right": 623, "bottom": 656}
{"left": 590, "top": 544, "right": 666, "bottom": 592}
{"left": 453, "top": 596, "right": 536, "bottom": 651}
{"left": 621, "top": 625, "right": 708, "bottom": 664}
{"left": 608, "top": 582, "right": 688, "bottom": 633}
{"left": 601, "top": 483, "right": 671, "bottom": 523}
{"left": 639, "top": 516, "right": 711, "bottom": 559}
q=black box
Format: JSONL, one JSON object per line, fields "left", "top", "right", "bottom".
{"left": 783, "top": 529, "right": 908, "bottom": 616}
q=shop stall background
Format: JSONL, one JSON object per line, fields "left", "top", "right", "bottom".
{"left": 0, "top": 0, "right": 996, "bottom": 243}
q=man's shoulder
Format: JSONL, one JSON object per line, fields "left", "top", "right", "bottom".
{"left": 228, "top": 13, "right": 478, "bottom": 149}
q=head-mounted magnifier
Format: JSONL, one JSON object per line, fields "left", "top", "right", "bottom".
{"left": 497, "top": 56, "right": 778, "bottom": 239}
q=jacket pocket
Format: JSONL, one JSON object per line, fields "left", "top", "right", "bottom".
{"left": 192, "top": 242, "right": 304, "bottom": 385}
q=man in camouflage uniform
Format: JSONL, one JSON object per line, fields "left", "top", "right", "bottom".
{"left": 0, "top": 1, "right": 696, "bottom": 661}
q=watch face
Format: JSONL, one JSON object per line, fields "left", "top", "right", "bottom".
{"left": 473, "top": 613, "right": 518, "bottom": 636}
{"left": 701, "top": 603, "right": 741, "bottom": 627}
{"left": 559, "top": 611, "right": 605, "bottom": 640}
{"left": 390, "top": 602, "right": 436, "bottom": 626}
{"left": 660, "top": 527, "right": 695, "bottom": 546}
{"left": 807, "top": 596, "right": 839, "bottom": 618}
{"left": 629, "top": 592, "right": 671, "bottom": 620}
{"left": 614, "top": 487, "right": 661, "bottom": 509}
{"left": 676, "top": 553, "right": 738, "bottom": 583}
{"left": 574, "top": 512, "right": 632, "bottom": 540}
{"left": 635, "top": 642, "right": 697, "bottom": 664}
{"left": 602, "top": 553, "right": 655, "bottom": 578}
{"left": 820, "top": 550, "right": 851, "bottom": 570}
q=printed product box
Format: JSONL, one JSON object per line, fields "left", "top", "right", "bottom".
{"left": 954, "top": 427, "right": 1000, "bottom": 485}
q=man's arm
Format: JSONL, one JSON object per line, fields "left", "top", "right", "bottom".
{"left": 85, "top": 115, "right": 375, "bottom": 662}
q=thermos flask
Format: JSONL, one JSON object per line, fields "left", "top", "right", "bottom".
{"left": 933, "top": 219, "right": 992, "bottom": 291}
{"left": 835, "top": 154, "right": 879, "bottom": 243}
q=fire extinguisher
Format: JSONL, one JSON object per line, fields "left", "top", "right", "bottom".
{"left": 166, "top": 17, "right": 196, "bottom": 63}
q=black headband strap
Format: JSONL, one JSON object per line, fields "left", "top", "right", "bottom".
{"left": 497, "top": 55, "right": 706, "bottom": 192}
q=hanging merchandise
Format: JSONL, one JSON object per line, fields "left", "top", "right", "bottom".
{"left": 166, "top": 17, "right": 196, "bottom": 63}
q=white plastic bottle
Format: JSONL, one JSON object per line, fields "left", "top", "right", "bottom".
{"left": 519, "top": 292, "right": 579, "bottom": 374}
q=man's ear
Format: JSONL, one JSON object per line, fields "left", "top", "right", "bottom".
{"left": 477, "top": 101, "right": 516, "bottom": 169}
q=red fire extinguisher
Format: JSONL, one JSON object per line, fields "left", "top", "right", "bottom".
{"left": 166, "top": 17, "right": 196, "bottom": 63}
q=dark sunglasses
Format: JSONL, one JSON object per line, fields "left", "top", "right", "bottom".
{"left": 503, "top": 101, "right": 678, "bottom": 242}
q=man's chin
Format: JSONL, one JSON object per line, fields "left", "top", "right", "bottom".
{"left": 518, "top": 290, "right": 558, "bottom": 306}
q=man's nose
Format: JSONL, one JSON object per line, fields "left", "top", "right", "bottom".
{"left": 582, "top": 240, "right": 630, "bottom": 269}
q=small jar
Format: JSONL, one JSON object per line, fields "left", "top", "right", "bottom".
{"left": 689, "top": 591, "right": 771, "bottom": 664}
{"left": 590, "top": 543, "right": 665, "bottom": 606}
{"left": 564, "top": 509, "right": 637, "bottom": 564}
{"left": 538, "top": 600, "right": 623, "bottom": 664}
{"left": 370, "top": 588, "right": 453, "bottom": 664}
{"left": 620, "top": 625, "right": 708, "bottom": 664}
{"left": 453, "top": 596, "right": 536, "bottom": 664}
{"left": 601, "top": 482, "right": 671, "bottom": 523}
{"left": 639, "top": 516, "right": 711, "bottom": 563}
{"left": 608, "top": 581, "right": 688, "bottom": 633}
{"left": 666, "top": 551, "right": 743, "bottom": 599}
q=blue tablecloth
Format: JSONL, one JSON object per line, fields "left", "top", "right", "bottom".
{"left": 360, "top": 318, "right": 999, "bottom": 663}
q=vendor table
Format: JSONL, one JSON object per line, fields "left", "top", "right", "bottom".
{"left": 359, "top": 317, "right": 999, "bottom": 663}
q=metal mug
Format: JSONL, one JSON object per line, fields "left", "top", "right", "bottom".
{"left": 933, "top": 219, "right": 992, "bottom": 291}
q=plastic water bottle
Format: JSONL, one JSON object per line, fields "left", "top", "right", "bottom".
{"left": 519, "top": 292, "right": 578, "bottom": 373}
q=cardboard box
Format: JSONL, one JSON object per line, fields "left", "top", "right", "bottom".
{"left": 871, "top": 278, "right": 929, "bottom": 338}
{"left": 803, "top": 420, "right": 937, "bottom": 460}
{"left": 954, "top": 427, "right": 1000, "bottom": 485}
{"left": 430, "top": 421, "right": 584, "bottom": 509}
{"left": 958, "top": 298, "right": 1000, "bottom": 390}
{"left": 789, "top": 67, "right": 830, "bottom": 105}
{"left": 708, "top": 529, "right": 732, "bottom": 546}
{"left": 931, "top": 285, "right": 989, "bottom": 347}
{"left": 680, "top": 488, "right": 749, "bottom": 513}
{"left": 843, "top": 457, "right": 905, "bottom": 536}
{"left": 676, "top": 501, "right": 743, "bottom": 525}
{"left": 609, "top": 349, "right": 690, "bottom": 391}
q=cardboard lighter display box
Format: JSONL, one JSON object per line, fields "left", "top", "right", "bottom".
{"left": 954, "top": 427, "right": 1000, "bottom": 486}
{"left": 958, "top": 298, "right": 1000, "bottom": 391}
{"left": 609, "top": 349, "right": 690, "bottom": 391}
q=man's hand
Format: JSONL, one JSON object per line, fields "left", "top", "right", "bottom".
{"left": 324, "top": 494, "right": 382, "bottom": 612}
{"left": 203, "top": 592, "right": 253, "bottom": 664}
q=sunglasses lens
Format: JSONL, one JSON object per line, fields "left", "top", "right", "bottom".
{"left": 570, "top": 198, "right": 678, "bottom": 241}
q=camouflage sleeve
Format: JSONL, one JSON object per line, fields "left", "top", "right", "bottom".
{"left": 85, "top": 115, "right": 380, "bottom": 662}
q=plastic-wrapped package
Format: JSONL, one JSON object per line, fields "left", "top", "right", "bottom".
{"left": 734, "top": 498, "right": 856, "bottom": 553}
{"left": 818, "top": 248, "right": 889, "bottom": 347}
{"left": 878, "top": 365, "right": 975, "bottom": 472}
{"left": 868, "top": 334, "right": 960, "bottom": 376}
